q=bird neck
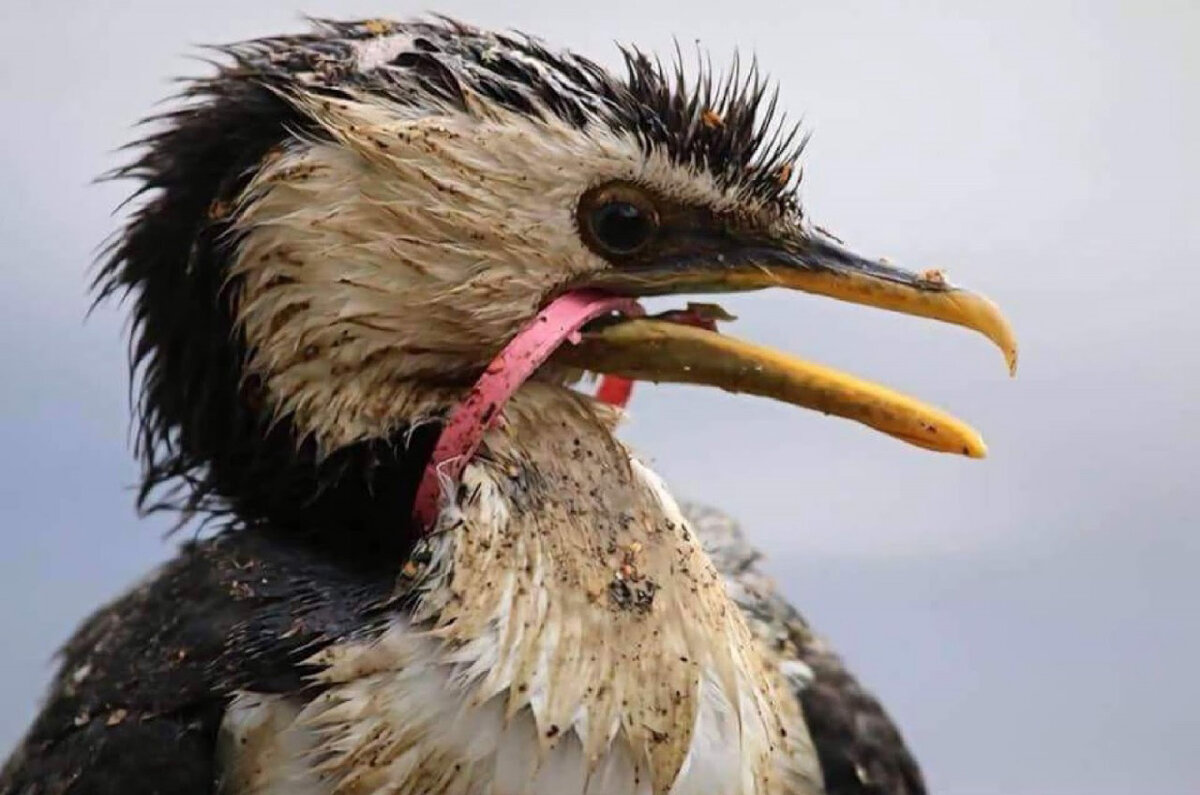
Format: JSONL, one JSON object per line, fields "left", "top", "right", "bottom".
{"left": 387, "top": 381, "right": 810, "bottom": 791}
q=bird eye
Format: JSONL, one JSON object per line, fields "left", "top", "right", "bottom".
{"left": 589, "top": 201, "right": 656, "bottom": 254}
{"left": 580, "top": 184, "right": 659, "bottom": 257}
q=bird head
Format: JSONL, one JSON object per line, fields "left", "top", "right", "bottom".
{"left": 98, "top": 18, "right": 1015, "bottom": 556}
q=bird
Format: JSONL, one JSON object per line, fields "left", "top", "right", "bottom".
{"left": 0, "top": 16, "right": 1017, "bottom": 795}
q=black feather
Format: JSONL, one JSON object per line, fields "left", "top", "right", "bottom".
{"left": 0, "top": 531, "right": 401, "bottom": 794}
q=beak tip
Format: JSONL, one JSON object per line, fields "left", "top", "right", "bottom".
{"left": 960, "top": 430, "right": 989, "bottom": 459}
{"left": 1004, "top": 345, "right": 1019, "bottom": 377}
{"left": 948, "top": 287, "right": 1017, "bottom": 379}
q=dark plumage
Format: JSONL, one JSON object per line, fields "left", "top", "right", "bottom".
{"left": 0, "top": 531, "right": 400, "bottom": 794}
{"left": 1, "top": 508, "right": 925, "bottom": 795}
{"left": 6, "top": 17, "right": 932, "bottom": 795}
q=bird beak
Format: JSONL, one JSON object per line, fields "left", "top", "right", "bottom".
{"left": 555, "top": 230, "right": 1017, "bottom": 458}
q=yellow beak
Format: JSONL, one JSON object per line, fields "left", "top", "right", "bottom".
{"left": 559, "top": 234, "right": 1017, "bottom": 458}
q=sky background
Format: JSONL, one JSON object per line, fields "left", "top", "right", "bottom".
{"left": 1, "top": 1, "right": 1196, "bottom": 792}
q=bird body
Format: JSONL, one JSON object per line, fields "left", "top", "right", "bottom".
{"left": 1, "top": 500, "right": 912, "bottom": 795}
{"left": 1, "top": 16, "right": 1014, "bottom": 795}
{"left": 215, "top": 390, "right": 816, "bottom": 794}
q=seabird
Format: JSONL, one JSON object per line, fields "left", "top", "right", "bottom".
{"left": 1, "top": 17, "right": 1015, "bottom": 795}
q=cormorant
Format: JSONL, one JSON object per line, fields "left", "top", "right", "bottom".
{"left": 1, "top": 17, "right": 1016, "bottom": 795}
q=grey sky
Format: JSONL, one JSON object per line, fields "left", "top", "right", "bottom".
{"left": 1, "top": 1, "right": 1196, "bottom": 792}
